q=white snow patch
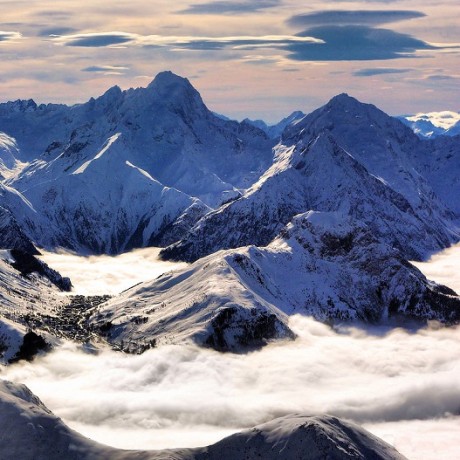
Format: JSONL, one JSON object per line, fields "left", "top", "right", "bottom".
{"left": 2, "top": 318, "right": 459, "bottom": 457}
{"left": 125, "top": 161, "right": 156, "bottom": 181}
{"left": 73, "top": 132, "right": 121, "bottom": 175}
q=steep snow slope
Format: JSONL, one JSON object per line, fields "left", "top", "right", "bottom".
{"left": 162, "top": 128, "right": 457, "bottom": 262}
{"left": 0, "top": 380, "right": 406, "bottom": 460}
{"left": 0, "top": 250, "right": 71, "bottom": 364}
{"left": 0, "top": 132, "right": 25, "bottom": 180}
{"left": 92, "top": 212, "right": 459, "bottom": 353}
{"left": 0, "top": 183, "right": 39, "bottom": 253}
{"left": 0, "top": 205, "right": 38, "bottom": 254}
{"left": 9, "top": 132, "right": 209, "bottom": 253}
{"left": 414, "top": 135, "right": 460, "bottom": 216}
{"left": 1, "top": 72, "right": 274, "bottom": 253}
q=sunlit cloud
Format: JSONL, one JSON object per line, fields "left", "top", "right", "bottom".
{"left": 178, "top": 0, "right": 280, "bottom": 15}
{"left": 51, "top": 32, "right": 324, "bottom": 50}
{"left": 39, "top": 248, "right": 187, "bottom": 296}
{"left": 288, "top": 10, "right": 426, "bottom": 27}
{"left": 81, "top": 65, "right": 130, "bottom": 75}
{"left": 2, "top": 317, "right": 459, "bottom": 457}
{"left": 0, "top": 31, "right": 22, "bottom": 42}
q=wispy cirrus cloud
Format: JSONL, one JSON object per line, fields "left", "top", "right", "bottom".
{"left": 178, "top": 0, "right": 280, "bottom": 15}
{"left": 51, "top": 32, "right": 323, "bottom": 50}
{"left": 52, "top": 32, "right": 135, "bottom": 47}
{"left": 288, "top": 10, "right": 426, "bottom": 27}
{"left": 353, "top": 67, "right": 412, "bottom": 77}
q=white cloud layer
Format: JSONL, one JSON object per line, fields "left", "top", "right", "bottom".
{"left": 1, "top": 317, "right": 459, "bottom": 458}
{"left": 411, "top": 242, "right": 460, "bottom": 293}
{"left": 0, "top": 31, "right": 21, "bottom": 42}
{"left": 39, "top": 248, "right": 187, "bottom": 296}
{"left": 2, "top": 242, "right": 459, "bottom": 459}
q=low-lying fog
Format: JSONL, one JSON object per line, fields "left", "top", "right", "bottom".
{"left": 39, "top": 248, "right": 187, "bottom": 295}
{"left": 2, "top": 244, "right": 460, "bottom": 460}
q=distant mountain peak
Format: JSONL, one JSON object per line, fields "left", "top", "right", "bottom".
{"left": 148, "top": 70, "right": 194, "bottom": 94}
{"left": 326, "top": 93, "right": 366, "bottom": 111}
{"left": 146, "top": 71, "right": 206, "bottom": 116}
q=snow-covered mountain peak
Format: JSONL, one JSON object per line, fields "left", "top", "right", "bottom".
{"left": 4, "top": 99, "right": 38, "bottom": 114}
{"left": 146, "top": 71, "right": 203, "bottom": 109}
{"left": 148, "top": 70, "right": 192, "bottom": 90}
{"left": 283, "top": 92, "right": 411, "bottom": 146}
{"left": 97, "top": 84, "right": 123, "bottom": 105}
{"left": 327, "top": 92, "right": 354, "bottom": 105}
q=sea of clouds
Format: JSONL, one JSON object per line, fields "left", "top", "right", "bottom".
{"left": 39, "top": 248, "right": 187, "bottom": 295}
{"left": 1, "top": 244, "right": 459, "bottom": 459}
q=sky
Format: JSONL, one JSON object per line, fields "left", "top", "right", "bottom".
{"left": 1, "top": 0, "right": 459, "bottom": 123}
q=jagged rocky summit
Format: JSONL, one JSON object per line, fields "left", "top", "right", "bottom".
{"left": 0, "top": 379, "right": 407, "bottom": 460}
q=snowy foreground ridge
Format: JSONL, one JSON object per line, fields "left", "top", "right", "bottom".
{"left": 0, "top": 70, "right": 459, "bottom": 357}
{"left": 0, "top": 379, "right": 406, "bottom": 460}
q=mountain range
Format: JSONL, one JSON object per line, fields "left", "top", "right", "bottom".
{"left": 0, "top": 71, "right": 459, "bottom": 358}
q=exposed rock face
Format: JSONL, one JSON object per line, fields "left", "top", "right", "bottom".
{"left": 0, "top": 206, "right": 38, "bottom": 254}
{"left": 8, "top": 331, "right": 50, "bottom": 363}
{"left": 10, "top": 249, "right": 71, "bottom": 291}
{"left": 0, "top": 380, "right": 407, "bottom": 460}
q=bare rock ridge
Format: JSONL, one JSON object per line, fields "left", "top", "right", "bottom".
{"left": 0, "top": 379, "right": 407, "bottom": 460}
